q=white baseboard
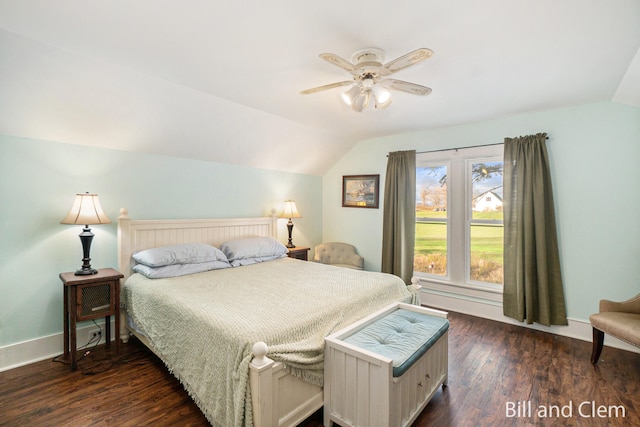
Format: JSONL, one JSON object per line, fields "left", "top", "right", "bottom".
{"left": 420, "top": 289, "right": 639, "bottom": 354}
{"left": 0, "top": 319, "right": 115, "bottom": 372}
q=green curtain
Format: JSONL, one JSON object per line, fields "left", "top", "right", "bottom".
{"left": 381, "top": 150, "right": 416, "bottom": 284}
{"left": 503, "top": 133, "right": 567, "bottom": 326}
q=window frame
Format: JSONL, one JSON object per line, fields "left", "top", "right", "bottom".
{"left": 415, "top": 144, "right": 504, "bottom": 299}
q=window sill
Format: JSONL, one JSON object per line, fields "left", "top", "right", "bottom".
{"left": 414, "top": 274, "right": 503, "bottom": 303}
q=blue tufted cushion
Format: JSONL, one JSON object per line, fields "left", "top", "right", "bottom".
{"left": 342, "top": 309, "right": 449, "bottom": 377}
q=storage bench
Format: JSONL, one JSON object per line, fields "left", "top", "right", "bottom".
{"left": 324, "top": 302, "right": 449, "bottom": 427}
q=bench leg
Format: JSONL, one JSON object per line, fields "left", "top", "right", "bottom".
{"left": 591, "top": 327, "right": 605, "bottom": 364}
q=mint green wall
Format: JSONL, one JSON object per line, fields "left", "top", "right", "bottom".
{"left": 323, "top": 101, "right": 640, "bottom": 322}
{"left": 2, "top": 101, "right": 637, "bottom": 347}
{"left": 0, "top": 136, "right": 321, "bottom": 346}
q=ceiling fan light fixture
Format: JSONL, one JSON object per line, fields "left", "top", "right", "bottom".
{"left": 341, "top": 84, "right": 361, "bottom": 106}
{"left": 372, "top": 85, "right": 391, "bottom": 104}
{"left": 352, "top": 90, "right": 370, "bottom": 112}
{"left": 362, "top": 76, "right": 375, "bottom": 88}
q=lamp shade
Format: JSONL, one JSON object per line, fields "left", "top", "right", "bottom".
{"left": 352, "top": 90, "right": 371, "bottom": 112}
{"left": 341, "top": 84, "right": 361, "bottom": 106}
{"left": 280, "top": 200, "right": 302, "bottom": 219}
{"left": 60, "top": 193, "right": 111, "bottom": 225}
{"left": 373, "top": 86, "right": 390, "bottom": 104}
{"left": 372, "top": 85, "right": 391, "bottom": 105}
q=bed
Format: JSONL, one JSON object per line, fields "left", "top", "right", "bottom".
{"left": 117, "top": 208, "right": 418, "bottom": 427}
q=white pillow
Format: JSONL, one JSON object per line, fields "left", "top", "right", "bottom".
{"left": 133, "top": 260, "right": 230, "bottom": 279}
{"left": 220, "top": 236, "right": 287, "bottom": 267}
{"left": 133, "top": 243, "right": 228, "bottom": 267}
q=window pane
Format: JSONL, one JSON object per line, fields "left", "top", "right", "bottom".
{"left": 470, "top": 160, "right": 504, "bottom": 284}
{"left": 415, "top": 222, "right": 447, "bottom": 275}
{"left": 417, "top": 166, "right": 447, "bottom": 212}
{"left": 469, "top": 224, "right": 504, "bottom": 284}
{"left": 415, "top": 165, "right": 447, "bottom": 276}
{"left": 471, "top": 161, "right": 503, "bottom": 221}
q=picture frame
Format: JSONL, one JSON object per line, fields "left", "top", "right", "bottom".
{"left": 342, "top": 174, "right": 380, "bottom": 208}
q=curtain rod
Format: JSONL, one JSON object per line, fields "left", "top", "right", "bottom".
{"left": 415, "top": 142, "right": 502, "bottom": 155}
{"left": 395, "top": 136, "right": 550, "bottom": 156}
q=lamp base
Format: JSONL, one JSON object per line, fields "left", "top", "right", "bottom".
{"left": 286, "top": 220, "right": 296, "bottom": 248}
{"left": 75, "top": 226, "right": 97, "bottom": 276}
{"left": 75, "top": 267, "right": 98, "bottom": 276}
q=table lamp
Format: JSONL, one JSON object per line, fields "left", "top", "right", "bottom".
{"left": 280, "top": 200, "right": 301, "bottom": 248}
{"left": 61, "top": 192, "right": 111, "bottom": 275}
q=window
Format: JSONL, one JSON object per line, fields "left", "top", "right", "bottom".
{"left": 414, "top": 145, "right": 504, "bottom": 290}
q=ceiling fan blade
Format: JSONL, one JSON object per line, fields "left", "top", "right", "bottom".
{"left": 319, "top": 53, "right": 356, "bottom": 73}
{"left": 382, "top": 78, "right": 432, "bottom": 96}
{"left": 300, "top": 81, "right": 354, "bottom": 95}
{"left": 381, "top": 48, "right": 434, "bottom": 76}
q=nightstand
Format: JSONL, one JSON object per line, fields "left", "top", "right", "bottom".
{"left": 287, "top": 247, "right": 310, "bottom": 261}
{"left": 58, "top": 268, "right": 124, "bottom": 370}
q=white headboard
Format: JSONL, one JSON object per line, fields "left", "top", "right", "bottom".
{"left": 117, "top": 208, "right": 278, "bottom": 279}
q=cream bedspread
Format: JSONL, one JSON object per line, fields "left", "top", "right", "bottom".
{"left": 123, "top": 257, "right": 416, "bottom": 427}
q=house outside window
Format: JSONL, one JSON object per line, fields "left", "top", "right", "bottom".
{"left": 415, "top": 145, "right": 504, "bottom": 295}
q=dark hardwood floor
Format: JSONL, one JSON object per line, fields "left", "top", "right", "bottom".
{"left": 1, "top": 312, "right": 638, "bottom": 426}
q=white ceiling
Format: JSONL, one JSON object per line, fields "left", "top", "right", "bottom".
{"left": 0, "top": 0, "right": 639, "bottom": 175}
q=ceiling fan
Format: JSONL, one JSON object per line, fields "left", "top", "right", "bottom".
{"left": 300, "top": 47, "right": 434, "bottom": 112}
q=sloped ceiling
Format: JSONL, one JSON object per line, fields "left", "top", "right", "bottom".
{"left": 0, "top": 0, "right": 638, "bottom": 175}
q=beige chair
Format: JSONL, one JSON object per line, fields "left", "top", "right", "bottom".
{"left": 589, "top": 294, "right": 640, "bottom": 364}
{"left": 314, "top": 242, "right": 364, "bottom": 270}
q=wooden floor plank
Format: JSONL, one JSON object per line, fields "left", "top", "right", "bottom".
{"left": 0, "top": 311, "right": 638, "bottom": 426}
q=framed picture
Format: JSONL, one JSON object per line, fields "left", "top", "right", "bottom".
{"left": 342, "top": 174, "right": 380, "bottom": 208}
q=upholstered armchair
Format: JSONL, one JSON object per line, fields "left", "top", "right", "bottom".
{"left": 314, "top": 242, "right": 364, "bottom": 270}
{"left": 589, "top": 294, "right": 640, "bottom": 364}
